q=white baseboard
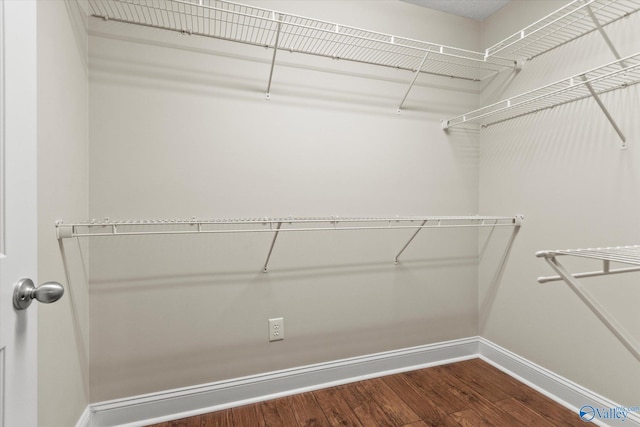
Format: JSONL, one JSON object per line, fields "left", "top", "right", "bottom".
{"left": 80, "top": 337, "right": 639, "bottom": 427}
{"left": 478, "top": 338, "right": 640, "bottom": 427}
{"left": 75, "top": 405, "right": 91, "bottom": 427}
{"left": 89, "top": 337, "right": 478, "bottom": 427}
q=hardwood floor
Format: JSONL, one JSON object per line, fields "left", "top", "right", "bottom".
{"left": 146, "top": 358, "right": 585, "bottom": 426}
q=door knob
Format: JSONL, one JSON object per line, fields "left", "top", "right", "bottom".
{"left": 13, "top": 278, "right": 64, "bottom": 310}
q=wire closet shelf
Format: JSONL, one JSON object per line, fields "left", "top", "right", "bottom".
{"left": 442, "top": 52, "right": 640, "bottom": 130}
{"left": 485, "top": 0, "right": 640, "bottom": 60}
{"left": 56, "top": 215, "right": 523, "bottom": 239}
{"left": 87, "top": 0, "right": 515, "bottom": 81}
{"left": 537, "top": 245, "right": 640, "bottom": 362}
{"left": 538, "top": 245, "right": 640, "bottom": 269}
{"left": 57, "top": 215, "right": 523, "bottom": 271}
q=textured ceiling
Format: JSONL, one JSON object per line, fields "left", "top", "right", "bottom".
{"left": 401, "top": 0, "right": 512, "bottom": 21}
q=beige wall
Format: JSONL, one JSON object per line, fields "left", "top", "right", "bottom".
{"left": 87, "top": 1, "right": 483, "bottom": 401}
{"left": 479, "top": 0, "right": 640, "bottom": 406}
{"left": 37, "top": 0, "right": 640, "bottom": 420}
{"left": 37, "top": 1, "right": 90, "bottom": 426}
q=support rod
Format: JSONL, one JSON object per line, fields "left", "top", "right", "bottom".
{"left": 394, "top": 220, "right": 427, "bottom": 264}
{"left": 542, "top": 256, "right": 640, "bottom": 362}
{"left": 266, "top": 15, "right": 282, "bottom": 100}
{"left": 581, "top": 75, "right": 626, "bottom": 147}
{"left": 263, "top": 222, "right": 282, "bottom": 273}
{"left": 397, "top": 51, "right": 430, "bottom": 113}
{"left": 586, "top": 4, "right": 626, "bottom": 67}
{"left": 537, "top": 265, "right": 640, "bottom": 283}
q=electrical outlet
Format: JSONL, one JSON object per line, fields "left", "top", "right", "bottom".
{"left": 268, "top": 317, "right": 284, "bottom": 342}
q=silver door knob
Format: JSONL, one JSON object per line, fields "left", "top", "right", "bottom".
{"left": 13, "top": 278, "right": 64, "bottom": 310}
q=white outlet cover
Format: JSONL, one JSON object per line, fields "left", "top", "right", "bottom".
{"left": 268, "top": 317, "right": 284, "bottom": 342}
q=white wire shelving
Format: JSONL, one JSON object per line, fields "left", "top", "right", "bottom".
{"left": 87, "top": 0, "right": 640, "bottom": 135}
{"left": 485, "top": 0, "right": 640, "bottom": 60}
{"left": 442, "top": 52, "right": 640, "bottom": 146}
{"left": 537, "top": 245, "right": 640, "bottom": 362}
{"left": 444, "top": 0, "right": 640, "bottom": 146}
{"left": 56, "top": 215, "right": 523, "bottom": 272}
{"left": 86, "top": 0, "right": 517, "bottom": 107}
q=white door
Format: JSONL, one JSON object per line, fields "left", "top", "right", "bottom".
{"left": 0, "top": 1, "right": 39, "bottom": 426}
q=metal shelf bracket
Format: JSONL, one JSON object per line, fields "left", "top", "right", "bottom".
{"left": 394, "top": 220, "right": 427, "bottom": 264}
{"left": 265, "top": 14, "right": 282, "bottom": 100}
{"left": 394, "top": 215, "right": 523, "bottom": 264}
{"left": 397, "top": 51, "right": 430, "bottom": 113}
{"left": 584, "top": 3, "right": 628, "bottom": 148}
{"left": 581, "top": 74, "right": 627, "bottom": 148}
{"left": 263, "top": 221, "right": 282, "bottom": 273}
{"left": 586, "top": 3, "right": 627, "bottom": 68}
{"left": 537, "top": 247, "right": 640, "bottom": 362}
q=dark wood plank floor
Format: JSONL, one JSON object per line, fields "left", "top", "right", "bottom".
{"left": 147, "top": 358, "right": 584, "bottom": 426}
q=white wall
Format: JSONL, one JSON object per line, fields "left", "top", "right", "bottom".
{"left": 87, "top": 1, "right": 485, "bottom": 401}
{"left": 479, "top": 0, "right": 640, "bottom": 406}
{"left": 61, "top": 0, "right": 639, "bottom": 415}
{"left": 37, "top": 1, "right": 90, "bottom": 426}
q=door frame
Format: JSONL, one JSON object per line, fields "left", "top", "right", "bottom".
{"left": 0, "top": 1, "right": 40, "bottom": 426}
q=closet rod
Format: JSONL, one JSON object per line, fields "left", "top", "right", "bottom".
{"left": 56, "top": 215, "right": 523, "bottom": 239}
{"left": 536, "top": 246, "right": 640, "bottom": 362}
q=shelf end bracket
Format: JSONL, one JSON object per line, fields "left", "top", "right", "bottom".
{"left": 266, "top": 16, "right": 283, "bottom": 100}
{"left": 56, "top": 223, "right": 74, "bottom": 240}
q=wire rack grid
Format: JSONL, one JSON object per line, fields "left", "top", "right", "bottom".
{"left": 540, "top": 245, "right": 640, "bottom": 265}
{"left": 87, "top": 0, "right": 515, "bottom": 81}
{"left": 443, "top": 52, "right": 640, "bottom": 129}
{"left": 485, "top": 0, "right": 640, "bottom": 60}
{"left": 55, "top": 215, "right": 523, "bottom": 238}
